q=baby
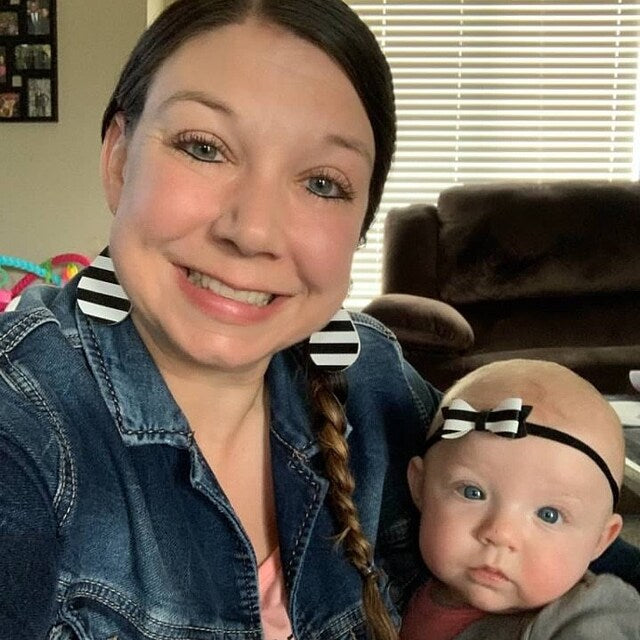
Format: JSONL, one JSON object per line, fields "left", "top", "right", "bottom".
{"left": 402, "top": 359, "right": 640, "bottom": 639}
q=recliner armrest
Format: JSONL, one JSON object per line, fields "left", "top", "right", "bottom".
{"left": 362, "top": 293, "right": 474, "bottom": 353}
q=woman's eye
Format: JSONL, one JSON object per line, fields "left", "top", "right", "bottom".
{"left": 459, "top": 484, "right": 485, "bottom": 501}
{"left": 183, "top": 141, "right": 222, "bottom": 163}
{"left": 537, "top": 506, "right": 561, "bottom": 524}
{"left": 175, "top": 135, "right": 225, "bottom": 163}
{"left": 306, "top": 176, "right": 350, "bottom": 200}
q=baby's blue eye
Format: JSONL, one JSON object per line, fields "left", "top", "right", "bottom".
{"left": 460, "top": 485, "right": 485, "bottom": 500}
{"left": 537, "top": 507, "right": 561, "bottom": 524}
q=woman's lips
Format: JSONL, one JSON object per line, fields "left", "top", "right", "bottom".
{"left": 175, "top": 265, "right": 288, "bottom": 325}
{"left": 187, "top": 268, "right": 275, "bottom": 308}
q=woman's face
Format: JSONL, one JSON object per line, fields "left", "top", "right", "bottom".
{"left": 102, "top": 19, "right": 375, "bottom": 377}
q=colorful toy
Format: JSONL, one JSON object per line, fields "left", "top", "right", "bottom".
{"left": 0, "top": 253, "right": 91, "bottom": 312}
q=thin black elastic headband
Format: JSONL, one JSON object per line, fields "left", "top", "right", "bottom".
{"left": 426, "top": 399, "right": 619, "bottom": 507}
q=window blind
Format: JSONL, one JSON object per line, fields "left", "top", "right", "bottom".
{"left": 346, "top": 1, "right": 640, "bottom": 309}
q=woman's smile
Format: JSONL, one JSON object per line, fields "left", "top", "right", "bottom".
{"left": 174, "top": 263, "right": 288, "bottom": 327}
{"left": 187, "top": 268, "right": 275, "bottom": 307}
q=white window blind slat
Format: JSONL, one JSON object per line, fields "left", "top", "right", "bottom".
{"left": 345, "top": 0, "right": 640, "bottom": 310}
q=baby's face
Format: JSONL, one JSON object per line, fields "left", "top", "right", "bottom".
{"left": 408, "top": 430, "right": 621, "bottom": 612}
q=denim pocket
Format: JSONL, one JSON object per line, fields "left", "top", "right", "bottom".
{"left": 59, "top": 582, "right": 256, "bottom": 640}
{"left": 59, "top": 586, "right": 180, "bottom": 640}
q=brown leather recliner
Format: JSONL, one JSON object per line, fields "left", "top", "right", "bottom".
{"left": 363, "top": 180, "right": 640, "bottom": 394}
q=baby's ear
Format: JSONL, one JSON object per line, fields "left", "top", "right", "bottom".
{"left": 592, "top": 513, "right": 624, "bottom": 560}
{"left": 407, "top": 456, "right": 426, "bottom": 510}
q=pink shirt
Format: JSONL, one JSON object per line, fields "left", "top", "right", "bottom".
{"left": 400, "top": 581, "right": 486, "bottom": 640}
{"left": 259, "top": 548, "right": 294, "bottom": 640}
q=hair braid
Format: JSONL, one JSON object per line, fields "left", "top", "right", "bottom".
{"left": 309, "top": 371, "right": 397, "bottom": 640}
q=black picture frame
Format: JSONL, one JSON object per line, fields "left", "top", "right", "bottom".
{"left": 0, "top": 0, "right": 57, "bottom": 122}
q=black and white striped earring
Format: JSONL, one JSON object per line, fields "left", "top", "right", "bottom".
{"left": 77, "top": 247, "right": 131, "bottom": 324}
{"left": 308, "top": 308, "right": 361, "bottom": 373}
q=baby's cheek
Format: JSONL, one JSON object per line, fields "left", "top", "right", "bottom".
{"left": 516, "top": 548, "right": 583, "bottom": 608}
{"left": 418, "top": 518, "right": 460, "bottom": 579}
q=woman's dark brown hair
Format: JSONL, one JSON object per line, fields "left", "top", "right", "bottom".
{"left": 101, "top": 0, "right": 395, "bottom": 242}
{"left": 102, "top": 2, "right": 397, "bottom": 637}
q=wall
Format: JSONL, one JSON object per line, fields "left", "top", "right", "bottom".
{"left": 147, "top": 0, "right": 168, "bottom": 24}
{"left": 0, "top": 0, "right": 147, "bottom": 263}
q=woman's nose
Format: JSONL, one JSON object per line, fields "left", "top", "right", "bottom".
{"left": 208, "top": 172, "right": 285, "bottom": 258}
{"left": 475, "top": 509, "right": 520, "bottom": 551}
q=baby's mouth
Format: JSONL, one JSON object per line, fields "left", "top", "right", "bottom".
{"left": 187, "top": 269, "right": 275, "bottom": 307}
{"left": 470, "top": 565, "right": 508, "bottom": 583}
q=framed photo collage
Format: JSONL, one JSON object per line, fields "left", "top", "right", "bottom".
{"left": 0, "top": 0, "right": 57, "bottom": 121}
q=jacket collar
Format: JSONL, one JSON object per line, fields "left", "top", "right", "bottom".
{"left": 75, "top": 298, "right": 322, "bottom": 456}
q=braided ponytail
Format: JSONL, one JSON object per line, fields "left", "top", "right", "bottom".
{"left": 309, "top": 370, "right": 397, "bottom": 640}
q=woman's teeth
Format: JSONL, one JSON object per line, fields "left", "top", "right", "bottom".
{"left": 188, "top": 270, "right": 274, "bottom": 307}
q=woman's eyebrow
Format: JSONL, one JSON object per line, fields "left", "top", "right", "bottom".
{"left": 158, "top": 90, "right": 235, "bottom": 116}
{"left": 324, "top": 133, "right": 373, "bottom": 167}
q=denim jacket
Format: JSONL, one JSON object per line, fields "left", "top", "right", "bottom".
{"left": 0, "top": 282, "right": 440, "bottom": 640}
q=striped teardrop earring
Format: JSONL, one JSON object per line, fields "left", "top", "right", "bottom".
{"left": 308, "top": 308, "right": 361, "bottom": 372}
{"left": 77, "top": 247, "right": 131, "bottom": 324}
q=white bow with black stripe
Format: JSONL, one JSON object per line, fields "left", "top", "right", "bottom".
{"left": 440, "top": 397, "right": 532, "bottom": 439}
{"left": 426, "top": 396, "right": 621, "bottom": 507}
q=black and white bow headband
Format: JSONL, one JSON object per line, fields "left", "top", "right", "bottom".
{"left": 425, "top": 397, "right": 619, "bottom": 507}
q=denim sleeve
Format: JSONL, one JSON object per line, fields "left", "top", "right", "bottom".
{"left": 0, "top": 432, "right": 59, "bottom": 637}
{"left": 401, "top": 358, "right": 442, "bottom": 449}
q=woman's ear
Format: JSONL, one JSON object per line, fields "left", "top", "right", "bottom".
{"left": 101, "top": 112, "right": 128, "bottom": 215}
{"left": 592, "top": 512, "right": 624, "bottom": 560}
{"left": 407, "top": 456, "right": 426, "bottom": 511}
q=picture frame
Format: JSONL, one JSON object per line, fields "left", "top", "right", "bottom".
{"left": 0, "top": 0, "right": 57, "bottom": 121}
